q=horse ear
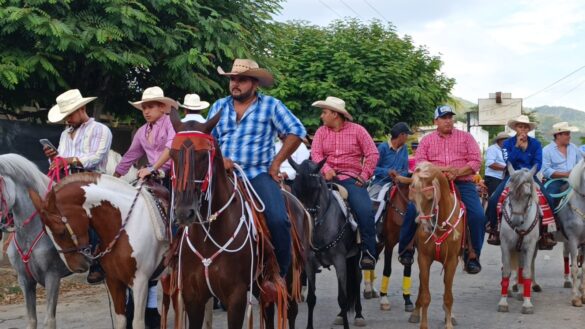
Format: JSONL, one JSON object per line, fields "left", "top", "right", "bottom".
{"left": 289, "top": 157, "right": 300, "bottom": 172}
{"left": 203, "top": 111, "right": 222, "bottom": 134}
{"left": 169, "top": 107, "right": 184, "bottom": 132}
{"left": 507, "top": 162, "right": 515, "bottom": 175}
{"left": 316, "top": 158, "right": 327, "bottom": 171}
{"left": 28, "top": 188, "right": 44, "bottom": 213}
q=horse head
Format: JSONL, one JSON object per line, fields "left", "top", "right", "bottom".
{"left": 409, "top": 162, "right": 446, "bottom": 229}
{"left": 568, "top": 152, "right": 585, "bottom": 195}
{"left": 290, "top": 158, "right": 327, "bottom": 217}
{"left": 29, "top": 184, "right": 91, "bottom": 273}
{"left": 169, "top": 109, "right": 225, "bottom": 226}
{"left": 505, "top": 164, "right": 538, "bottom": 227}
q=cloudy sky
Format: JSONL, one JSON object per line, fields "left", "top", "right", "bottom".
{"left": 275, "top": 0, "right": 585, "bottom": 111}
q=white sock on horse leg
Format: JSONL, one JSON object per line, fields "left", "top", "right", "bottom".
{"left": 147, "top": 285, "right": 158, "bottom": 308}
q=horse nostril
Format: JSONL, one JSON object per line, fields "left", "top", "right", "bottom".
{"left": 188, "top": 209, "right": 195, "bottom": 219}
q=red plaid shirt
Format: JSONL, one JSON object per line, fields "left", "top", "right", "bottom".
{"left": 415, "top": 129, "right": 481, "bottom": 182}
{"left": 311, "top": 122, "right": 379, "bottom": 181}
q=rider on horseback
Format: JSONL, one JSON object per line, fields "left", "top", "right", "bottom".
{"left": 207, "top": 58, "right": 307, "bottom": 277}
{"left": 310, "top": 96, "right": 380, "bottom": 270}
{"left": 398, "top": 105, "right": 486, "bottom": 274}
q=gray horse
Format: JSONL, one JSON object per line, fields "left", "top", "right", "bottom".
{"left": 557, "top": 155, "right": 585, "bottom": 306}
{"left": 497, "top": 164, "right": 539, "bottom": 314}
{"left": 0, "top": 153, "right": 70, "bottom": 329}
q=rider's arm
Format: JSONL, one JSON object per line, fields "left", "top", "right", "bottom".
{"left": 76, "top": 125, "right": 113, "bottom": 170}
{"left": 357, "top": 127, "right": 379, "bottom": 181}
{"left": 115, "top": 127, "right": 146, "bottom": 176}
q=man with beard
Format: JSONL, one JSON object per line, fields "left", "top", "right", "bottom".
{"left": 206, "top": 58, "right": 307, "bottom": 277}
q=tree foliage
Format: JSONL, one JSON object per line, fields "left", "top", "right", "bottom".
{"left": 0, "top": 0, "right": 282, "bottom": 120}
{"left": 268, "top": 19, "right": 454, "bottom": 136}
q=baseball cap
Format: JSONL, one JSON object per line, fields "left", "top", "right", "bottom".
{"left": 391, "top": 122, "right": 414, "bottom": 137}
{"left": 434, "top": 105, "right": 455, "bottom": 119}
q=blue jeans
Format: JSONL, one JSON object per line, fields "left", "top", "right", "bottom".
{"left": 337, "top": 178, "right": 377, "bottom": 257}
{"left": 399, "top": 181, "right": 486, "bottom": 257}
{"left": 486, "top": 176, "right": 554, "bottom": 230}
{"left": 250, "top": 173, "right": 291, "bottom": 276}
{"left": 545, "top": 179, "right": 568, "bottom": 209}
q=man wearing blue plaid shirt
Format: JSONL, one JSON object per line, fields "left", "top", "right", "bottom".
{"left": 207, "top": 59, "right": 307, "bottom": 276}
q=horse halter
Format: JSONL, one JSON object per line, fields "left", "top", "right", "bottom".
{"left": 410, "top": 184, "right": 438, "bottom": 222}
{"left": 171, "top": 131, "right": 216, "bottom": 193}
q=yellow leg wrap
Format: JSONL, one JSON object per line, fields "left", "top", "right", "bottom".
{"left": 380, "top": 275, "right": 390, "bottom": 294}
{"left": 363, "top": 270, "right": 371, "bottom": 282}
{"left": 402, "top": 276, "right": 412, "bottom": 295}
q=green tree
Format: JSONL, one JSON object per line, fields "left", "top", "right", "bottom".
{"left": 0, "top": 0, "right": 282, "bottom": 121}
{"left": 268, "top": 19, "right": 454, "bottom": 136}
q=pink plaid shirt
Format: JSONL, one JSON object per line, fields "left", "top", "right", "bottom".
{"left": 311, "top": 122, "right": 379, "bottom": 181}
{"left": 415, "top": 128, "right": 481, "bottom": 182}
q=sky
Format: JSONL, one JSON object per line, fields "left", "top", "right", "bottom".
{"left": 274, "top": 0, "right": 585, "bottom": 111}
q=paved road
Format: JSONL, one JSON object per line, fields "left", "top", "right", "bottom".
{"left": 1, "top": 243, "right": 584, "bottom": 328}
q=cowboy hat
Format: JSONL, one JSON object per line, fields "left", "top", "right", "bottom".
{"left": 130, "top": 86, "right": 178, "bottom": 110}
{"left": 507, "top": 115, "right": 537, "bottom": 130}
{"left": 312, "top": 96, "right": 353, "bottom": 121}
{"left": 217, "top": 59, "right": 274, "bottom": 87}
{"left": 492, "top": 131, "right": 510, "bottom": 143}
{"left": 551, "top": 122, "right": 578, "bottom": 135}
{"left": 48, "top": 89, "right": 97, "bottom": 123}
{"left": 179, "top": 94, "right": 210, "bottom": 111}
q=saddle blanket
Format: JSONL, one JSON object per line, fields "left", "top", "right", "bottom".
{"left": 141, "top": 189, "right": 169, "bottom": 241}
{"left": 331, "top": 190, "right": 358, "bottom": 231}
{"left": 497, "top": 187, "right": 556, "bottom": 232}
{"left": 370, "top": 182, "right": 392, "bottom": 223}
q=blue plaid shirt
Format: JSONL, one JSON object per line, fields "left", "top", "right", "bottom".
{"left": 207, "top": 93, "right": 306, "bottom": 179}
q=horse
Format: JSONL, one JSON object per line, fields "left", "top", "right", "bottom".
{"left": 289, "top": 159, "right": 364, "bottom": 328}
{"left": 362, "top": 182, "right": 414, "bottom": 312}
{"left": 403, "top": 162, "right": 464, "bottom": 329}
{"left": 497, "top": 164, "right": 540, "bottom": 314}
{"left": 29, "top": 172, "right": 169, "bottom": 329}
{"left": 168, "top": 112, "right": 310, "bottom": 329}
{"left": 0, "top": 153, "right": 71, "bottom": 329}
{"left": 105, "top": 150, "right": 139, "bottom": 183}
{"left": 556, "top": 155, "right": 585, "bottom": 307}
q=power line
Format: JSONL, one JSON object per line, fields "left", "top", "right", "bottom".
{"left": 339, "top": 0, "right": 364, "bottom": 20}
{"left": 524, "top": 64, "right": 585, "bottom": 99}
{"left": 363, "top": 0, "right": 389, "bottom": 22}
{"left": 318, "top": 0, "right": 343, "bottom": 19}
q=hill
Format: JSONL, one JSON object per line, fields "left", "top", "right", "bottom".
{"left": 529, "top": 106, "right": 585, "bottom": 144}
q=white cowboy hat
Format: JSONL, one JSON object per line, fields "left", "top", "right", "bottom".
{"left": 130, "top": 86, "right": 178, "bottom": 110}
{"left": 179, "top": 94, "right": 210, "bottom": 111}
{"left": 48, "top": 89, "right": 97, "bottom": 123}
{"left": 551, "top": 121, "right": 578, "bottom": 135}
{"left": 492, "top": 131, "right": 510, "bottom": 143}
{"left": 217, "top": 58, "right": 274, "bottom": 87}
{"left": 312, "top": 96, "right": 353, "bottom": 121}
{"left": 507, "top": 115, "right": 537, "bottom": 130}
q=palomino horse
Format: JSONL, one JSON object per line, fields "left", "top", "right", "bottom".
{"left": 405, "top": 162, "right": 464, "bottom": 329}
{"left": 0, "top": 153, "right": 71, "bottom": 329}
{"left": 168, "top": 113, "right": 310, "bottom": 329}
{"left": 363, "top": 182, "right": 414, "bottom": 312}
{"left": 497, "top": 164, "right": 540, "bottom": 314}
{"left": 290, "top": 159, "right": 364, "bottom": 329}
{"left": 557, "top": 156, "right": 585, "bottom": 306}
{"left": 29, "top": 173, "right": 169, "bottom": 329}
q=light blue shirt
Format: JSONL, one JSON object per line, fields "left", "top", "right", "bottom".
{"left": 485, "top": 143, "right": 505, "bottom": 179}
{"left": 542, "top": 142, "right": 581, "bottom": 179}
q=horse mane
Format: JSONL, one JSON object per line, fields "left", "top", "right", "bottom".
{"left": 0, "top": 153, "right": 50, "bottom": 195}
{"left": 568, "top": 157, "right": 585, "bottom": 191}
{"left": 53, "top": 172, "right": 100, "bottom": 193}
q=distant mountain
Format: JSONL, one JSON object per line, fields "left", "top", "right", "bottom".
{"left": 529, "top": 106, "right": 585, "bottom": 144}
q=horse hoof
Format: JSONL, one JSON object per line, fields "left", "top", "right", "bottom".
{"left": 405, "top": 303, "right": 415, "bottom": 312}
{"left": 564, "top": 281, "right": 573, "bottom": 289}
{"left": 521, "top": 306, "right": 534, "bottom": 314}
{"left": 451, "top": 317, "right": 457, "bottom": 326}
{"left": 354, "top": 317, "right": 367, "bottom": 327}
{"left": 516, "top": 293, "right": 524, "bottom": 301}
{"left": 363, "top": 290, "right": 373, "bottom": 299}
{"left": 497, "top": 305, "right": 509, "bottom": 312}
{"left": 380, "top": 302, "right": 391, "bottom": 311}
{"left": 333, "top": 316, "right": 343, "bottom": 325}
{"left": 532, "top": 284, "right": 542, "bottom": 292}
{"left": 512, "top": 284, "right": 518, "bottom": 292}
{"left": 408, "top": 314, "right": 420, "bottom": 323}
{"left": 571, "top": 298, "right": 583, "bottom": 307}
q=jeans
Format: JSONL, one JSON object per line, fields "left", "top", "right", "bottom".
{"left": 486, "top": 176, "right": 554, "bottom": 230}
{"left": 398, "top": 181, "right": 487, "bottom": 257}
{"left": 250, "top": 173, "right": 291, "bottom": 276}
{"left": 484, "top": 175, "right": 502, "bottom": 198}
{"left": 545, "top": 179, "right": 568, "bottom": 209}
{"left": 337, "top": 178, "right": 377, "bottom": 257}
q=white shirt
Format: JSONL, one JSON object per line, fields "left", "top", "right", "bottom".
{"left": 181, "top": 113, "right": 205, "bottom": 123}
{"left": 485, "top": 143, "right": 505, "bottom": 179}
{"left": 274, "top": 140, "right": 310, "bottom": 180}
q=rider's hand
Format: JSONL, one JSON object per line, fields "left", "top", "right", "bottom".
{"left": 269, "top": 161, "right": 282, "bottom": 182}
{"left": 223, "top": 158, "right": 234, "bottom": 172}
{"left": 280, "top": 172, "right": 289, "bottom": 180}
{"left": 138, "top": 167, "right": 153, "bottom": 180}
{"left": 113, "top": 172, "right": 121, "bottom": 178}
{"left": 43, "top": 146, "right": 58, "bottom": 159}
{"left": 388, "top": 169, "right": 398, "bottom": 181}
{"left": 324, "top": 169, "right": 336, "bottom": 181}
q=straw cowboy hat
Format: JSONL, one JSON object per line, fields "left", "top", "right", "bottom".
{"left": 492, "top": 131, "right": 510, "bottom": 143}
{"left": 130, "top": 86, "right": 178, "bottom": 110}
{"left": 551, "top": 122, "right": 578, "bottom": 135}
{"left": 217, "top": 58, "right": 274, "bottom": 87}
{"left": 179, "top": 94, "right": 210, "bottom": 111}
{"left": 507, "top": 115, "right": 537, "bottom": 130}
{"left": 48, "top": 89, "right": 97, "bottom": 123}
{"left": 312, "top": 96, "right": 353, "bottom": 121}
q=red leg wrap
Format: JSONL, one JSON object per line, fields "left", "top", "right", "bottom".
{"left": 518, "top": 268, "right": 524, "bottom": 284}
{"left": 523, "top": 278, "right": 532, "bottom": 298}
{"left": 564, "top": 257, "right": 570, "bottom": 275}
{"left": 501, "top": 277, "right": 510, "bottom": 296}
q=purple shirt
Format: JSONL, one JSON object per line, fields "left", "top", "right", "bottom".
{"left": 115, "top": 115, "right": 175, "bottom": 175}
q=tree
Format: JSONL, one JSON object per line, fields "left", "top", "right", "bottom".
{"left": 0, "top": 0, "right": 282, "bottom": 121}
{"left": 267, "top": 19, "right": 454, "bottom": 136}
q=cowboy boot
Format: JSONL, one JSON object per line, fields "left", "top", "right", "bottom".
{"left": 487, "top": 231, "right": 501, "bottom": 246}
{"left": 538, "top": 232, "right": 556, "bottom": 250}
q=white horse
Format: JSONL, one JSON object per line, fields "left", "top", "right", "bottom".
{"left": 498, "top": 164, "right": 540, "bottom": 314}
{"left": 556, "top": 155, "right": 585, "bottom": 306}
{"left": 106, "top": 150, "right": 139, "bottom": 182}
{"left": 0, "top": 153, "right": 71, "bottom": 329}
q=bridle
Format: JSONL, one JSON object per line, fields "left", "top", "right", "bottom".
{"left": 0, "top": 176, "right": 15, "bottom": 231}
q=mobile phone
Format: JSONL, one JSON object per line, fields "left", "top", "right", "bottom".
{"left": 39, "top": 139, "right": 57, "bottom": 152}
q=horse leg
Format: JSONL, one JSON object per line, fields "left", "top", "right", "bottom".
{"left": 567, "top": 240, "right": 583, "bottom": 306}
{"left": 563, "top": 242, "right": 573, "bottom": 288}
{"left": 531, "top": 251, "right": 542, "bottom": 292}
{"left": 43, "top": 272, "right": 61, "bottom": 329}
{"left": 305, "top": 267, "right": 317, "bottom": 329}
{"left": 350, "top": 256, "right": 365, "bottom": 327}
{"left": 225, "top": 287, "right": 248, "bottom": 329}
{"left": 443, "top": 257, "right": 457, "bottom": 329}
{"left": 417, "top": 255, "right": 431, "bottom": 329}
{"left": 520, "top": 248, "right": 535, "bottom": 314}
{"left": 379, "top": 247, "right": 392, "bottom": 311}
{"left": 184, "top": 299, "right": 206, "bottom": 329}
{"left": 403, "top": 264, "right": 414, "bottom": 312}
{"left": 131, "top": 277, "right": 149, "bottom": 329}
{"left": 408, "top": 279, "right": 423, "bottom": 323}
{"left": 106, "top": 279, "right": 129, "bottom": 329}
{"left": 263, "top": 303, "right": 275, "bottom": 329}
{"left": 331, "top": 255, "right": 349, "bottom": 329}
{"left": 498, "top": 243, "right": 512, "bottom": 312}
{"left": 17, "top": 272, "right": 38, "bottom": 329}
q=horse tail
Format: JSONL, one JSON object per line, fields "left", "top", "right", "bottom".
{"left": 345, "top": 254, "right": 361, "bottom": 313}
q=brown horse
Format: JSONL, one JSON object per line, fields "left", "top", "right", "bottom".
{"left": 168, "top": 111, "right": 310, "bottom": 329}
{"left": 405, "top": 162, "right": 464, "bottom": 329}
